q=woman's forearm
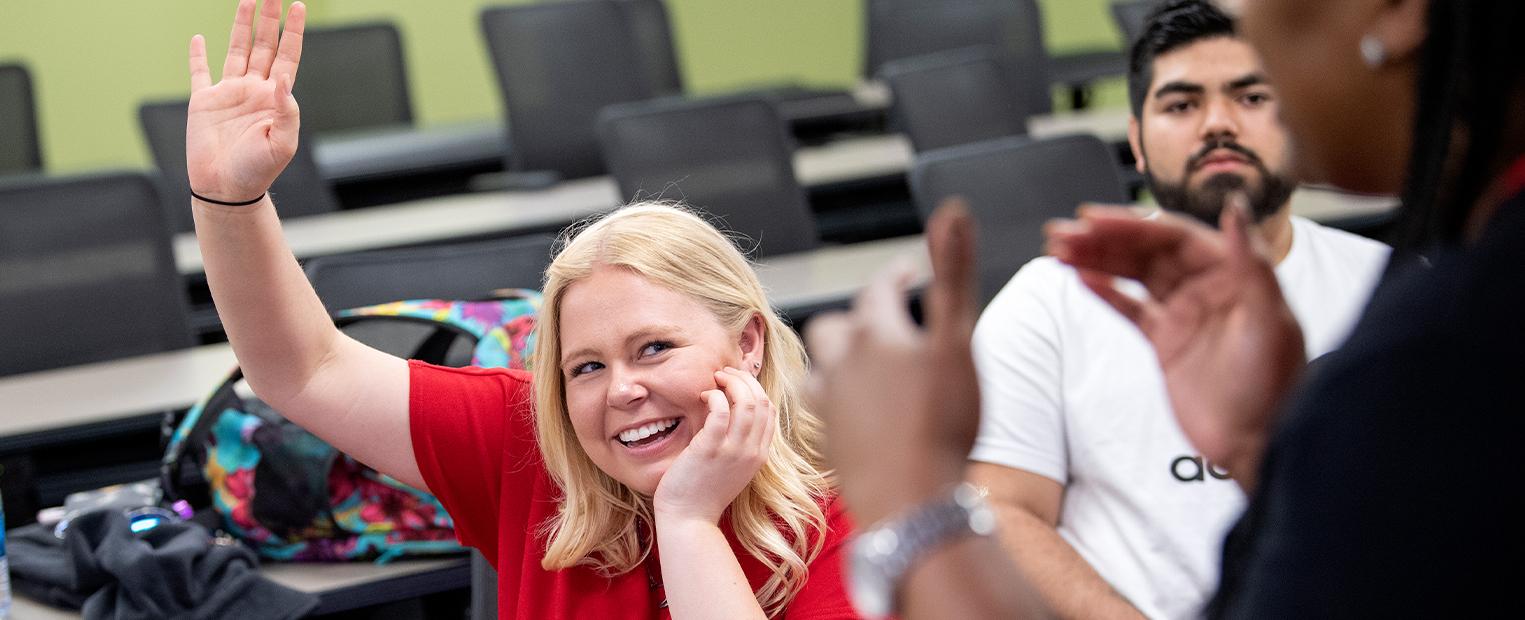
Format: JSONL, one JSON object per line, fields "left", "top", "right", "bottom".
{"left": 654, "top": 514, "right": 767, "bottom": 620}
{"left": 191, "top": 196, "right": 339, "bottom": 408}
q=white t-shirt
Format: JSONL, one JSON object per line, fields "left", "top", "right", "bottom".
{"left": 970, "top": 216, "right": 1389, "bottom": 620}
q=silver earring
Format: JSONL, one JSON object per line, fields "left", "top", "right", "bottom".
{"left": 1360, "top": 34, "right": 1388, "bottom": 68}
{"left": 752, "top": 361, "right": 762, "bottom": 374}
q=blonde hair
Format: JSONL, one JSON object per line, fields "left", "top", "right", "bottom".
{"left": 531, "top": 202, "right": 832, "bottom": 616}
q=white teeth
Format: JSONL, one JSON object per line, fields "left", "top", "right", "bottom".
{"left": 619, "top": 419, "right": 678, "bottom": 444}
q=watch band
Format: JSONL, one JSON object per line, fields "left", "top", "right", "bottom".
{"left": 848, "top": 483, "right": 997, "bottom": 618}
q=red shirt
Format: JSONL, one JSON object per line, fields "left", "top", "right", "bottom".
{"left": 407, "top": 361, "right": 860, "bottom": 619}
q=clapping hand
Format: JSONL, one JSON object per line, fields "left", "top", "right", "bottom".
{"left": 806, "top": 200, "right": 982, "bottom": 525}
{"left": 186, "top": 0, "right": 306, "bottom": 205}
{"left": 1046, "top": 196, "right": 1305, "bottom": 490}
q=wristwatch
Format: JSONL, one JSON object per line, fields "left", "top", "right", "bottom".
{"left": 848, "top": 483, "right": 997, "bottom": 619}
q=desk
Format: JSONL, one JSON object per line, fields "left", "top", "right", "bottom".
{"left": 175, "top": 134, "right": 919, "bottom": 275}
{"left": 5, "top": 556, "right": 471, "bottom": 619}
{"left": 174, "top": 178, "right": 621, "bottom": 275}
{"left": 1028, "top": 106, "right": 1130, "bottom": 143}
{"left": 314, "top": 121, "right": 506, "bottom": 186}
{"left": 0, "top": 344, "right": 236, "bottom": 452}
{"left": 312, "top": 83, "right": 896, "bottom": 198}
{"left": 5, "top": 238, "right": 934, "bottom": 438}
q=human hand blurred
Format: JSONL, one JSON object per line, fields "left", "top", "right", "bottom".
{"left": 806, "top": 199, "right": 981, "bottom": 525}
{"left": 653, "top": 368, "right": 776, "bottom": 526}
{"left": 1046, "top": 196, "right": 1304, "bottom": 490}
{"left": 186, "top": 0, "right": 306, "bottom": 204}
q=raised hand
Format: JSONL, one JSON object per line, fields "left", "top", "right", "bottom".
{"left": 186, "top": 0, "right": 306, "bottom": 204}
{"left": 652, "top": 368, "right": 777, "bottom": 525}
{"left": 806, "top": 199, "right": 982, "bottom": 525}
{"left": 1046, "top": 196, "right": 1304, "bottom": 491}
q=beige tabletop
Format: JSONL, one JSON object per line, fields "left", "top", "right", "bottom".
{"left": 174, "top": 133, "right": 919, "bottom": 276}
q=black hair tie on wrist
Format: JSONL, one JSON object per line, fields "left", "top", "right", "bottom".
{"left": 191, "top": 190, "right": 267, "bottom": 207}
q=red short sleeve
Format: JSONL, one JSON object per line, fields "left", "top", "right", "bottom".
{"left": 786, "top": 496, "right": 862, "bottom": 619}
{"left": 408, "top": 360, "right": 537, "bottom": 562}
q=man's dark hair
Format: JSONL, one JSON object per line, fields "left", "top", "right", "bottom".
{"left": 1393, "top": 1, "right": 1525, "bottom": 252}
{"left": 1127, "top": 0, "right": 1237, "bottom": 118}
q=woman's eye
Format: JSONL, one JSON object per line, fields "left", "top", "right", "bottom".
{"left": 640, "top": 341, "right": 673, "bottom": 357}
{"left": 568, "top": 361, "right": 603, "bottom": 378}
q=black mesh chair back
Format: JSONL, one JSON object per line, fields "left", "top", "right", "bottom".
{"left": 598, "top": 96, "right": 818, "bottom": 258}
{"left": 865, "top": 0, "right": 1050, "bottom": 93}
{"left": 910, "top": 134, "right": 1129, "bottom": 305}
{"left": 615, "top": 0, "right": 684, "bottom": 97}
{"left": 471, "top": 550, "right": 499, "bottom": 620}
{"left": 481, "top": 1, "right": 657, "bottom": 180}
{"left": 0, "top": 172, "right": 192, "bottom": 376}
{"left": 139, "top": 99, "right": 340, "bottom": 233}
{"left": 302, "top": 235, "right": 555, "bottom": 313}
{"left": 0, "top": 63, "right": 43, "bottom": 174}
{"left": 291, "top": 22, "right": 414, "bottom": 134}
{"left": 1112, "top": 0, "right": 1164, "bottom": 47}
{"left": 880, "top": 47, "right": 1047, "bottom": 153}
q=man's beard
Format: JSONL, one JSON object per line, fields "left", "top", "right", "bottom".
{"left": 1145, "top": 138, "right": 1297, "bottom": 227}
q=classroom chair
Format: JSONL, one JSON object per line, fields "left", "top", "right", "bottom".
{"left": 301, "top": 234, "right": 556, "bottom": 313}
{"left": 139, "top": 99, "right": 340, "bottom": 234}
{"left": 480, "top": 0, "right": 667, "bottom": 181}
{"left": 291, "top": 22, "right": 415, "bottom": 135}
{"left": 879, "top": 46, "right": 1046, "bottom": 153}
{"left": 597, "top": 95, "right": 819, "bottom": 258}
{"left": 1113, "top": 0, "right": 1167, "bottom": 47}
{"left": 909, "top": 134, "right": 1129, "bottom": 306}
{"left": 0, "top": 63, "right": 43, "bottom": 175}
{"left": 615, "top": 0, "right": 684, "bottom": 98}
{"left": 864, "top": 0, "right": 1123, "bottom": 110}
{"left": 0, "top": 172, "right": 193, "bottom": 376}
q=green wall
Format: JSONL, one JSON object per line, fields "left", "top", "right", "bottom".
{"left": 0, "top": 0, "right": 1125, "bottom": 173}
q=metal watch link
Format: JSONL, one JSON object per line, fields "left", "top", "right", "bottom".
{"left": 847, "top": 483, "right": 997, "bottom": 619}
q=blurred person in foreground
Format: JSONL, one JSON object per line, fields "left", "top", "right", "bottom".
{"left": 810, "top": 0, "right": 1524, "bottom": 617}
{"left": 967, "top": 1, "right": 1388, "bottom": 618}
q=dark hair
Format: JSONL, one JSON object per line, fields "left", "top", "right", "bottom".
{"left": 1127, "top": 0, "right": 1237, "bottom": 118}
{"left": 1394, "top": 1, "right": 1525, "bottom": 251}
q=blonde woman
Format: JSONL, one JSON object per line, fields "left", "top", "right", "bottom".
{"left": 185, "top": 1, "right": 855, "bottom": 618}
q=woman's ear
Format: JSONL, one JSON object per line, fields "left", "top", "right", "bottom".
{"left": 739, "top": 313, "right": 767, "bottom": 375}
{"left": 1368, "top": 0, "right": 1429, "bottom": 64}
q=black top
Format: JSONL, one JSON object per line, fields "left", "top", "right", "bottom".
{"left": 1210, "top": 189, "right": 1525, "bottom": 618}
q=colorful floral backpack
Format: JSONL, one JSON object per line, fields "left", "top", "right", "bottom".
{"left": 160, "top": 292, "right": 540, "bottom": 562}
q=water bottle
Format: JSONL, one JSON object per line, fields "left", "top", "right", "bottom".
{"left": 2, "top": 490, "right": 11, "bottom": 619}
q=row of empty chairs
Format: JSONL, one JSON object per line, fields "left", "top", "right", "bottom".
{"left": 0, "top": 131, "right": 1126, "bottom": 377}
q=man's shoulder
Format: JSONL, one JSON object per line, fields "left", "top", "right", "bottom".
{"left": 985, "top": 256, "right": 1079, "bottom": 309}
{"left": 1291, "top": 216, "right": 1392, "bottom": 266}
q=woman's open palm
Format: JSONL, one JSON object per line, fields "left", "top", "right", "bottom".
{"left": 186, "top": 0, "right": 306, "bottom": 203}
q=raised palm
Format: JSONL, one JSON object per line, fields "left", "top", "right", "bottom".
{"left": 186, "top": 0, "right": 306, "bottom": 203}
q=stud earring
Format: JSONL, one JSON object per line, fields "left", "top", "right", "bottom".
{"left": 1360, "top": 34, "right": 1388, "bottom": 69}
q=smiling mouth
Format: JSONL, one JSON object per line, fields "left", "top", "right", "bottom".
{"left": 617, "top": 418, "right": 682, "bottom": 447}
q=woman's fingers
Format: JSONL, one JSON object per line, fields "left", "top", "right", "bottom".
{"left": 223, "top": 0, "right": 256, "bottom": 79}
{"left": 269, "top": 72, "right": 301, "bottom": 153}
{"left": 248, "top": 0, "right": 285, "bottom": 79}
{"left": 696, "top": 389, "right": 732, "bottom": 450}
{"left": 189, "top": 35, "right": 212, "bottom": 92}
{"left": 269, "top": 1, "right": 306, "bottom": 84}
{"left": 729, "top": 366, "right": 774, "bottom": 451}
{"left": 714, "top": 369, "right": 758, "bottom": 446}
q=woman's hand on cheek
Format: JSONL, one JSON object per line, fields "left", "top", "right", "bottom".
{"left": 652, "top": 368, "right": 776, "bottom": 526}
